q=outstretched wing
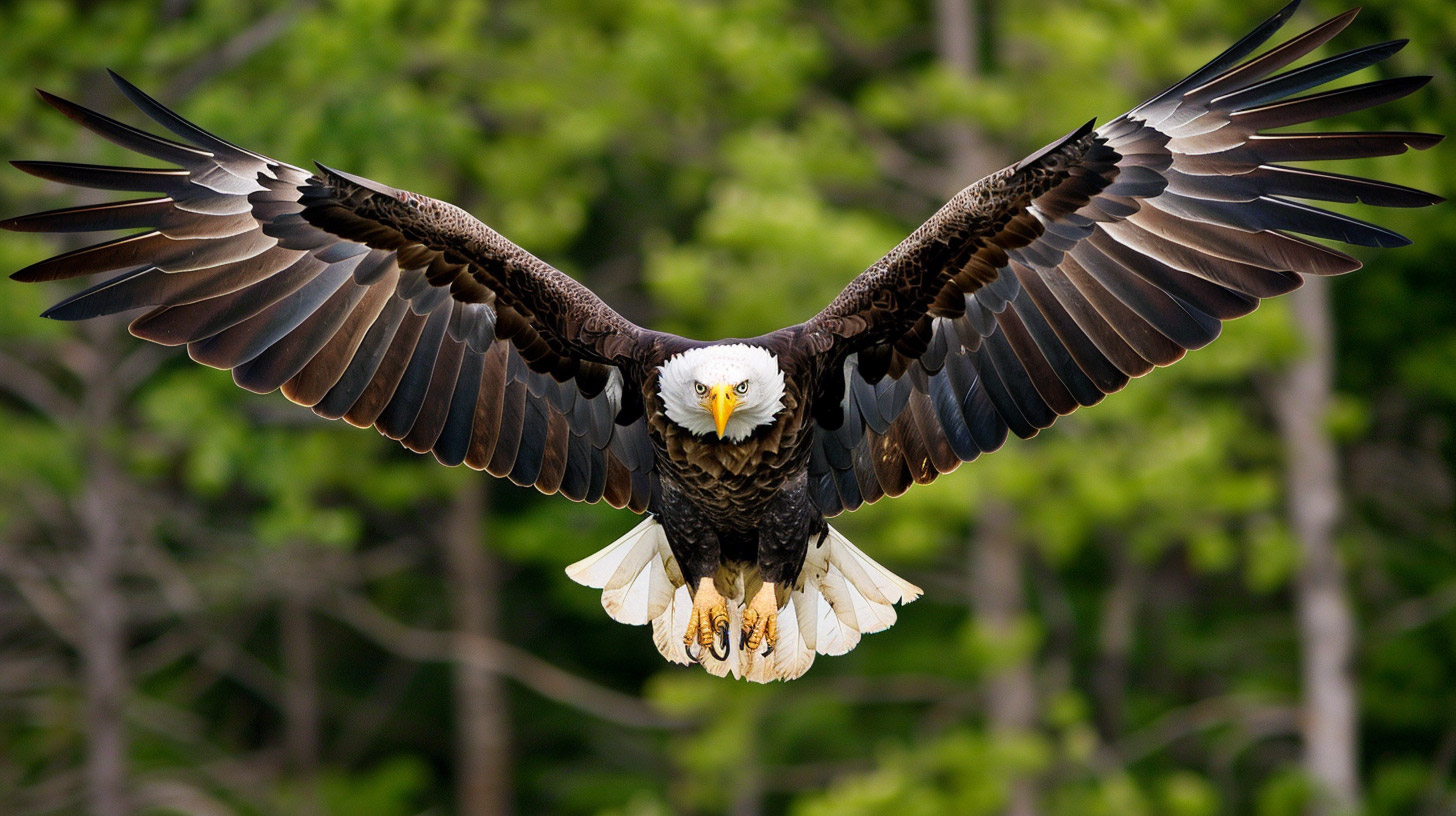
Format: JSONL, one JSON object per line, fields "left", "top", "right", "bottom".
{"left": 806, "top": 2, "right": 1443, "bottom": 516}
{"left": 4, "top": 72, "right": 657, "bottom": 511}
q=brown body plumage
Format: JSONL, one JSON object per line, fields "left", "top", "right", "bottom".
{"left": 3, "top": 1, "right": 1443, "bottom": 680}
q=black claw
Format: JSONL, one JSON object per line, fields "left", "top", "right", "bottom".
{"left": 762, "top": 643, "right": 774, "bottom": 657}
{"left": 710, "top": 622, "right": 730, "bottom": 661}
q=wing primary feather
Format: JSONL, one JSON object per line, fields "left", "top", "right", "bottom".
{"left": 340, "top": 306, "right": 429, "bottom": 427}
{"left": 464, "top": 343, "right": 510, "bottom": 470}
{"left": 1148, "top": 192, "right": 1411, "bottom": 248}
{"left": 1101, "top": 219, "right": 1300, "bottom": 298}
{"left": 232, "top": 277, "right": 370, "bottom": 393}
{"left": 376, "top": 304, "right": 452, "bottom": 439}
{"left": 1003, "top": 289, "right": 1104, "bottom": 407}
{"left": 1248, "top": 131, "right": 1442, "bottom": 163}
{"left": 284, "top": 274, "right": 399, "bottom": 406}
{"left": 1133, "top": 0, "right": 1302, "bottom": 118}
{"left": 1231, "top": 76, "right": 1432, "bottom": 132}
{"left": 980, "top": 326, "right": 1061, "bottom": 428}
{"left": 12, "top": 231, "right": 165, "bottom": 282}
{"left": 1239, "top": 165, "right": 1443, "bottom": 208}
{"left": 314, "top": 294, "right": 411, "bottom": 419}
{"left": 1128, "top": 206, "right": 1357, "bottom": 276}
{"left": 191, "top": 259, "right": 359, "bottom": 371}
{"left": 188, "top": 258, "right": 357, "bottom": 369}
{"left": 34, "top": 89, "right": 213, "bottom": 163}
{"left": 10, "top": 161, "right": 187, "bottom": 193}
{"left": 530, "top": 408, "right": 571, "bottom": 494}
{"left": 1182, "top": 8, "right": 1361, "bottom": 102}
{"left": 1059, "top": 253, "right": 1183, "bottom": 367}
{"left": 926, "top": 367, "right": 981, "bottom": 462}
{"left": 1214, "top": 42, "right": 1412, "bottom": 111}
{"left": 2, "top": 198, "right": 174, "bottom": 233}
{"left": 107, "top": 70, "right": 272, "bottom": 164}
{"left": 434, "top": 345, "right": 486, "bottom": 467}
{"left": 1088, "top": 230, "right": 1258, "bottom": 321}
{"left": 486, "top": 377, "right": 528, "bottom": 478}
{"left": 1069, "top": 243, "right": 1221, "bottom": 352}
{"left": 400, "top": 334, "right": 467, "bottom": 452}
{"left": 1012, "top": 265, "right": 1129, "bottom": 393}
{"left": 130, "top": 253, "right": 321, "bottom": 346}
{"left": 46, "top": 245, "right": 305, "bottom": 321}
{"left": 969, "top": 346, "right": 1038, "bottom": 439}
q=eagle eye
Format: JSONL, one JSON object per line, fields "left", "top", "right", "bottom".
{"left": 735, "top": 381, "right": 749, "bottom": 395}
{"left": 694, "top": 382, "right": 707, "bottom": 396}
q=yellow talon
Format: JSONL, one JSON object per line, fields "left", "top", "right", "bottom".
{"left": 685, "top": 577, "right": 729, "bottom": 660}
{"left": 741, "top": 581, "right": 779, "bottom": 655}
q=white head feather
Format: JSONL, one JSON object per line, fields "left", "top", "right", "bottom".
{"left": 658, "top": 344, "right": 786, "bottom": 442}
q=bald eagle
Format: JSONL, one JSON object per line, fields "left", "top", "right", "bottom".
{"left": 4, "top": 2, "right": 1442, "bottom": 682}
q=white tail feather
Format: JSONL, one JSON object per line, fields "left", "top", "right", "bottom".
{"left": 565, "top": 516, "right": 676, "bottom": 626}
{"left": 651, "top": 584, "right": 694, "bottom": 666}
{"left": 565, "top": 520, "right": 922, "bottom": 682}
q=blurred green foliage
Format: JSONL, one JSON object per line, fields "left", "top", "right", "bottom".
{"left": 0, "top": 0, "right": 1452, "bottom": 814}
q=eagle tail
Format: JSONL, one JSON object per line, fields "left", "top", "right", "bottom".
{"left": 567, "top": 519, "right": 922, "bottom": 682}
{"left": 564, "top": 515, "right": 679, "bottom": 626}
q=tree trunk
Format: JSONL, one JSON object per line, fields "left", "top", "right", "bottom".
{"left": 1093, "top": 545, "right": 1141, "bottom": 750}
{"left": 78, "top": 322, "right": 129, "bottom": 816}
{"left": 971, "top": 500, "right": 1039, "bottom": 816}
{"left": 1269, "top": 279, "right": 1359, "bottom": 814}
{"left": 79, "top": 452, "right": 129, "bottom": 816}
{"left": 934, "top": 0, "right": 1001, "bottom": 190}
{"left": 280, "top": 550, "right": 320, "bottom": 815}
{"left": 444, "top": 484, "right": 512, "bottom": 816}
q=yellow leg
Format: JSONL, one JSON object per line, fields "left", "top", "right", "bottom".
{"left": 741, "top": 581, "right": 779, "bottom": 655}
{"left": 684, "top": 577, "right": 730, "bottom": 660}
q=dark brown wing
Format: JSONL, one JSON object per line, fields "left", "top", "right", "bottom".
{"left": 4, "top": 72, "right": 657, "bottom": 511}
{"left": 807, "top": 2, "right": 1443, "bottom": 516}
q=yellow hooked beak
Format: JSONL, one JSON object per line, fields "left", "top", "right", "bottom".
{"left": 707, "top": 384, "right": 737, "bottom": 439}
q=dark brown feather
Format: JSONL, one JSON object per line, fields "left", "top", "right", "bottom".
{"left": 399, "top": 332, "right": 466, "bottom": 453}
{"left": 810, "top": 7, "right": 1440, "bottom": 515}
{"left": 464, "top": 343, "right": 511, "bottom": 470}
{"left": 233, "top": 277, "right": 370, "bottom": 394}
{"left": 343, "top": 307, "right": 428, "bottom": 428}
{"left": 282, "top": 270, "right": 399, "bottom": 406}
{"left": 5, "top": 76, "right": 653, "bottom": 511}
{"left": 132, "top": 253, "right": 321, "bottom": 346}
{"left": 315, "top": 295, "right": 412, "bottom": 420}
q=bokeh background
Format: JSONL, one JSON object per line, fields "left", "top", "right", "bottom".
{"left": 0, "top": 0, "right": 1453, "bottom": 814}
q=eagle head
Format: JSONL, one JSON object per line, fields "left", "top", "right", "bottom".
{"left": 658, "top": 344, "right": 786, "bottom": 442}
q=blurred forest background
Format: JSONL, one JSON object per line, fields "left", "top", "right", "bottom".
{"left": 0, "top": 0, "right": 1452, "bottom": 814}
